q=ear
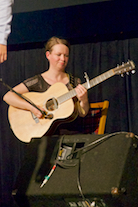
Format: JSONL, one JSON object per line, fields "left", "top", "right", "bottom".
{"left": 46, "top": 51, "right": 50, "bottom": 59}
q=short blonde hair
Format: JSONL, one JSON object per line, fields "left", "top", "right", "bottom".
{"left": 45, "top": 36, "right": 70, "bottom": 53}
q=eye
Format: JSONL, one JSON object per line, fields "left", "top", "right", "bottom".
{"left": 57, "top": 53, "right": 61, "bottom": 56}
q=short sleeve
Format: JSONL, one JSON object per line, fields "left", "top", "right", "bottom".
{"left": 23, "top": 74, "right": 50, "bottom": 92}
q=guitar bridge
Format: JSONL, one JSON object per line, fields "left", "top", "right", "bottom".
{"left": 44, "top": 113, "right": 53, "bottom": 119}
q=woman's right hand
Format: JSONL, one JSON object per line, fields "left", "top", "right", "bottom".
{"left": 31, "top": 105, "right": 45, "bottom": 119}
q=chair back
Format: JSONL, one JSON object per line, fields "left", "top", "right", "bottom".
{"left": 89, "top": 100, "right": 109, "bottom": 134}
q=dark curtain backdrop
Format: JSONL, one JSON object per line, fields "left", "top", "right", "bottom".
{"left": 0, "top": 37, "right": 138, "bottom": 206}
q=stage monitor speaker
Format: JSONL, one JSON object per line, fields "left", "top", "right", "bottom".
{"left": 13, "top": 132, "right": 138, "bottom": 207}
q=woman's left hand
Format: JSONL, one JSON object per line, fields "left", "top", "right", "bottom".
{"left": 75, "top": 84, "right": 88, "bottom": 102}
{"left": 75, "top": 84, "right": 89, "bottom": 117}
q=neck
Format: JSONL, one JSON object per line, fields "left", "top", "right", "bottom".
{"left": 42, "top": 69, "right": 69, "bottom": 85}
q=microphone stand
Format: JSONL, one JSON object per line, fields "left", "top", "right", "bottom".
{"left": 0, "top": 78, "right": 46, "bottom": 117}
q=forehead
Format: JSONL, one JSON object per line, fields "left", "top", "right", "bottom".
{"left": 51, "top": 44, "right": 69, "bottom": 53}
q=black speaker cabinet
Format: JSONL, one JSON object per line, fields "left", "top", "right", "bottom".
{"left": 13, "top": 133, "right": 138, "bottom": 207}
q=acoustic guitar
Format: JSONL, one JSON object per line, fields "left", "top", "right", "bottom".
{"left": 8, "top": 60, "right": 135, "bottom": 142}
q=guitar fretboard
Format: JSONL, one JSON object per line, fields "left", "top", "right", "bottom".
{"left": 57, "top": 69, "right": 115, "bottom": 104}
{"left": 84, "top": 69, "right": 114, "bottom": 89}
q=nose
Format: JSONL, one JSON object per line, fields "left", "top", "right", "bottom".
{"left": 60, "top": 54, "right": 65, "bottom": 61}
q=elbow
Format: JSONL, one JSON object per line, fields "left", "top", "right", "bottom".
{"left": 3, "top": 94, "right": 6, "bottom": 102}
{"left": 3, "top": 91, "right": 10, "bottom": 104}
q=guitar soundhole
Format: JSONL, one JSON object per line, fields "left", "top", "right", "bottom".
{"left": 46, "top": 98, "right": 58, "bottom": 111}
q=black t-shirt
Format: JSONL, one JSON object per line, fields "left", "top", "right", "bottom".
{"left": 23, "top": 74, "right": 80, "bottom": 92}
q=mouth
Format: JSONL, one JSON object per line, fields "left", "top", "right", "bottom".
{"left": 59, "top": 61, "right": 65, "bottom": 65}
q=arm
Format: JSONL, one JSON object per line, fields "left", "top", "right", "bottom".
{"left": 3, "top": 83, "right": 44, "bottom": 118}
{"left": 0, "top": 0, "right": 14, "bottom": 63}
{"left": 75, "top": 84, "right": 89, "bottom": 117}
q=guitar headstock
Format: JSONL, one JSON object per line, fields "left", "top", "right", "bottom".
{"left": 114, "top": 60, "right": 135, "bottom": 76}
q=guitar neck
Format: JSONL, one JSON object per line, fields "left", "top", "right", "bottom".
{"left": 57, "top": 69, "right": 115, "bottom": 104}
{"left": 83, "top": 69, "right": 114, "bottom": 90}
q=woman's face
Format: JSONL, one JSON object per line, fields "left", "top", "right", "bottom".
{"left": 46, "top": 44, "right": 69, "bottom": 71}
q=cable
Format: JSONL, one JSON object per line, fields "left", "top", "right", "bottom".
{"left": 77, "top": 156, "right": 91, "bottom": 207}
{"left": 77, "top": 156, "right": 85, "bottom": 200}
{"left": 40, "top": 135, "right": 64, "bottom": 188}
{"left": 67, "top": 131, "right": 132, "bottom": 159}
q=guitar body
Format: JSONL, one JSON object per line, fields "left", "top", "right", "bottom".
{"left": 8, "top": 82, "right": 76, "bottom": 143}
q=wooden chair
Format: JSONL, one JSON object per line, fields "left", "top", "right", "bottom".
{"left": 78, "top": 100, "right": 109, "bottom": 135}
{"left": 89, "top": 100, "right": 109, "bottom": 134}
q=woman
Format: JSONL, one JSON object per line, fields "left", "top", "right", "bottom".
{"left": 3, "top": 36, "right": 89, "bottom": 134}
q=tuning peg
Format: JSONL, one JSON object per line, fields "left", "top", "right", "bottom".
{"left": 131, "top": 70, "right": 135, "bottom": 74}
{"left": 126, "top": 72, "right": 129, "bottom": 75}
{"left": 121, "top": 74, "right": 124, "bottom": 77}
